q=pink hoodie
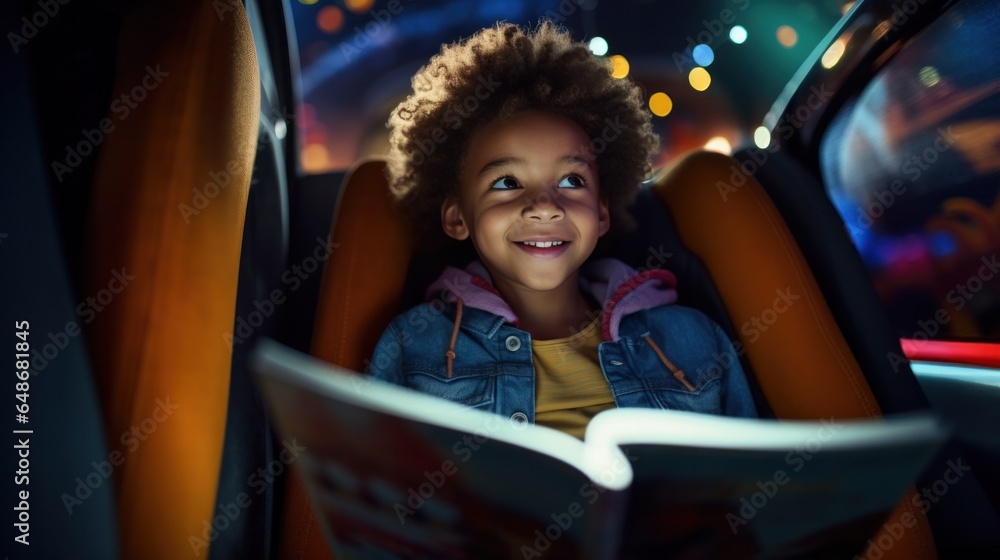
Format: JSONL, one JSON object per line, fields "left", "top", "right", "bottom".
{"left": 425, "top": 258, "right": 678, "bottom": 342}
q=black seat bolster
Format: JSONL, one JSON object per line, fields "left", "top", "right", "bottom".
{"left": 735, "top": 147, "right": 1000, "bottom": 548}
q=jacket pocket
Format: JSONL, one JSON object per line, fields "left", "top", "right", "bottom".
{"left": 633, "top": 347, "right": 724, "bottom": 414}
{"left": 402, "top": 364, "right": 497, "bottom": 410}
{"left": 648, "top": 376, "right": 723, "bottom": 414}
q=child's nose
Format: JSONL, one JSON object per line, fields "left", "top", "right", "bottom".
{"left": 522, "top": 189, "right": 564, "bottom": 222}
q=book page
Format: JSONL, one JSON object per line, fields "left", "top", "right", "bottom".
{"left": 585, "top": 408, "right": 946, "bottom": 558}
{"left": 253, "top": 340, "right": 632, "bottom": 560}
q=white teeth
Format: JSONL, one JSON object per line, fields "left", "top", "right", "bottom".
{"left": 522, "top": 241, "right": 563, "bottom": 247}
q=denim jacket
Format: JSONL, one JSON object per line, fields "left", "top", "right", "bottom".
{"left": 368, "top": 259, "right": 758, "bottom": 427}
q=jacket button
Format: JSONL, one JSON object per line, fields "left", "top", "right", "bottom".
{"left": 505, "top": 335, "right": 521, "bottom": 352}
{"left": 509, "top": 411, "right": 528, "bottom": 429}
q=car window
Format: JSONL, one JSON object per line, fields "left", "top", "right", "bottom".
{"left": 289, "top": 0, "right": 843, "bottom": 174}
{"left": 819, "top": 0, "right": 1000, "bottom": 343}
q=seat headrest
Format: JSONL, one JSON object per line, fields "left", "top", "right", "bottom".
{"left": 652, "top": 150, "right": 882, "bottom": 420}
{"left": 311, "top": 159, "right": 413, "bottom": 371}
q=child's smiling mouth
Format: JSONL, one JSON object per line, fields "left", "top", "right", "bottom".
{"left": 514, "top": 239, "right": 571, "bottom": 257}
{"left": 519, "top": 240, "right": 564, "bottom": 248}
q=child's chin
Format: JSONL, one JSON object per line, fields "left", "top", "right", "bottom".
{"left": 518, "top": 274, "right": 574, "bottom": 292}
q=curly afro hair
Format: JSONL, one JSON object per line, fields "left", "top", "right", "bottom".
{"left": 386, "top": 21, "right": 659, "bottom": 248}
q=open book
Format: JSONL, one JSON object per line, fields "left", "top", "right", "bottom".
{"left": 251, "top": 339, "right": 948, "bottom": 560}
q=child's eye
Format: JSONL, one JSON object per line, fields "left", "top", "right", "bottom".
{"left": 489, "top": 176, "right": 521, "bottom": 190}
{"left": 558, "top": 175, "right": 585, "bottom": 189}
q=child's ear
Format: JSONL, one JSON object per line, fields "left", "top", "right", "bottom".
{"left": 441, "top": 198, "right": 470, "bottom": 240}
{"left": 598, "top": 199, "right": 611, "bottom": 237}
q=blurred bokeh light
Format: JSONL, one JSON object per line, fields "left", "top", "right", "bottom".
{"left": 589, "top": 36, "right": 609, "bottom": 56}
{"left": 609, "top": 54, "right": 630, "bottom": 79}
{"left": 649, "top": 92, "right": 674, "bottom": 117}
{"left": 704, "top": 136, "right": 732, "bottom": 154}
{"left": 822, "top": 37, "right": 847, "bottom": 68}
{"left": 688, "top": 67, "right": 711, "bottom": 91}
{"left": 777, "top": 25, "right": 799, "bottom": 47}
{"left": 919, "top": 66, "right": 941, "bottom": 87}
{"left": 317, "top": 6, "right": 344, "bottom": 34}
{"left": 290, "top": 0, "right": 846, "bottom": 172}
{"left": 693, "top": 44, "right": 715, "bottom": 67}
{"left": 730, "top": 25, "right": 748, "bottom": 44}
{"left": 345, "top": 0, "right": 375, "bottom": 14}
{"left": 754, "top": 126, "right": 771, "bottom": 148}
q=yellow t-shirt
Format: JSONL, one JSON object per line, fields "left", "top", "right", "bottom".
{"left": 532, "top": 317, "right": 616, "bottom": 439}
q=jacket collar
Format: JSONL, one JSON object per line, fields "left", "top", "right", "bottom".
{"left": 426, "top": 258, "right": 677, "bottom": 341}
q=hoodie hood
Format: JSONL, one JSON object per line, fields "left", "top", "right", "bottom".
{"left": 426, "top": 258, "right": 677, "bottom": 341}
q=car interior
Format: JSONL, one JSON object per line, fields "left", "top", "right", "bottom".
{"left": 3, "top": 0, "right": 998, "bottom": 558}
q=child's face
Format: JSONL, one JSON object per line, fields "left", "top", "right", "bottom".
{"left": 442, "top": 111, "right": 610, "bottom": 296}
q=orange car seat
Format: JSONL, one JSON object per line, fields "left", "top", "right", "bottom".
{"left": 83, "top": 1, "right": 259, "bottom": 559}
{"left": 287, "top": 152, "right": 937, "bottom": 559}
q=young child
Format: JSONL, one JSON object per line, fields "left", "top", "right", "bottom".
{"left": 369, "top": 22, "right": 757, "bottom": 438}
